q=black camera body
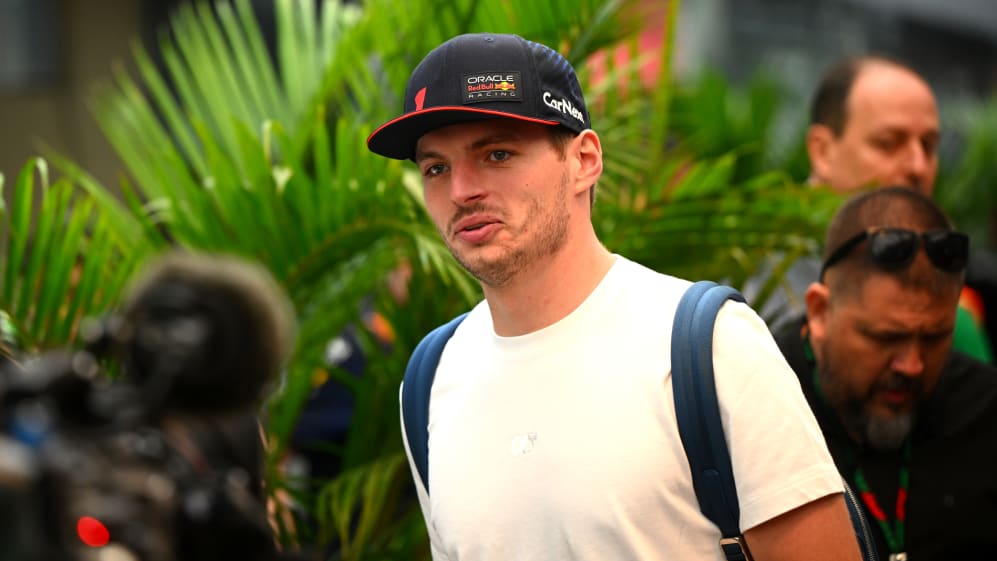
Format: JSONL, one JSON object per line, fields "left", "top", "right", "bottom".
{"left": 0, "top": 350, "right": 277, "bottom": 561}
{"left": 0, "top": 253, "right": 293, "bottom": 561}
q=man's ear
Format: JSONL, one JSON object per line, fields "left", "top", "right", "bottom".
{"left": 572, "top": 129, "right": 603, "bottom": 197}
{"left": 806, "top": 124, "right": 835, "bottom": 185}
{"left": 805, "top": 281, "right": 831, "bottom": 344}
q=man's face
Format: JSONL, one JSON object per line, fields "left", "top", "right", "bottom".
{"left": 414, "top": 120, "right": 578, "bottom": 287}
{"left": 808, "top": 271, "right": 958, "bottom": 450}
{"left": 809, "top": 64, "right": 940, "bottom": 194}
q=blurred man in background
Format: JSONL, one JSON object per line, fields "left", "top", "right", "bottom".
{"left": 806, "top": 57, "right": 938, "bottom": 194}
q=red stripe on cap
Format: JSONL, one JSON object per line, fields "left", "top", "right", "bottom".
{"left": 415, "top": 87, "right": 427, "bottom": 111}
{"left": 366, "top": 106, "right": 561, "bottom": 148}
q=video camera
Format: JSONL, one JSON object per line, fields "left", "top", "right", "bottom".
{"left": 0, "top": 252, "right": 295, "bottom": 561}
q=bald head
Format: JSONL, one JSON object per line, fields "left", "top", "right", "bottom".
{"left": 807, "top": 57, "right": 940, "bottom": 195}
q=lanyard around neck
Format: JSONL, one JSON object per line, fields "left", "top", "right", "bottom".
{"left": 853, "top": 440, "right": 912, "bottom": 554}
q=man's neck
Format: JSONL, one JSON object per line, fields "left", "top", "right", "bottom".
{"left": 482, "top": 233, "right": 614, "bottom": 337}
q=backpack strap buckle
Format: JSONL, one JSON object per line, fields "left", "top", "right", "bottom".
{"left": 719, "top": 536, "right": 754, "bottom": 561}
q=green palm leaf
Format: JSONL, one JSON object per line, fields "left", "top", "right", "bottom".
{"left": 0, "top": 159, "right": 153, "bottom": 351}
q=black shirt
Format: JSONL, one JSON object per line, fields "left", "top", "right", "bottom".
{"left": 774, "top": 317, "right": 997, "bottom": 560}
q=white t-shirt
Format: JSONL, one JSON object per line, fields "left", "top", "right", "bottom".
{"left": 401, "top": 256, "right": 841, "bottom": 560}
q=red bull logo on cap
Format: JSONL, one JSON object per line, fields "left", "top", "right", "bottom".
{"left": 462, "top": 71, "right": 523, "bottom": 103}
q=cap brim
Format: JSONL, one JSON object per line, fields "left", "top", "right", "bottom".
{"left": 366, "top": 106, "right": 560, "bottom": 160}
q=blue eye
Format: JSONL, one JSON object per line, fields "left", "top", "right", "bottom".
{"left": 490, "top": 150, "right": 511, "bottom": 162}
{"left": 424, "top": 163, "right": 447, "bottom": 177}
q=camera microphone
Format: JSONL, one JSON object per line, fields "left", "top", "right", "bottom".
{"left": 112, "top": 251, "right": 295, "bottom": 416}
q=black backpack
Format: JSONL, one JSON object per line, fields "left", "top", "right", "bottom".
{"left": 401, "top": 281, "right": 877, "bottom": 561}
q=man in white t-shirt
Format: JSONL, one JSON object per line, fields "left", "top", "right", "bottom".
{"left": 367, "top": 32, "right": 861, "bottom": 561}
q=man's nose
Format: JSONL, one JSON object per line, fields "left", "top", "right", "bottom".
{"left": 449, "top": 161, "right": 486, "bottom": 206}
{"left": 902, "top": 141, "right": 930, "bottom": 188}
{"left": 891, "top": 341, "right": 924, "bottom": 378}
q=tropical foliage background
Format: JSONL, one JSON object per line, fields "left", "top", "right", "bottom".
{"left": 0, "top": 0, "right": 992, "bottom": 559}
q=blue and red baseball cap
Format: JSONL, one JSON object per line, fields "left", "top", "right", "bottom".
{"left": 366, "top": 33, "right": 591, "bottom": 160}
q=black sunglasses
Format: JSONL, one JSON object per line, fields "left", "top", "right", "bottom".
{"left": 820, "top": 227, "right": 969, "bottom": 280}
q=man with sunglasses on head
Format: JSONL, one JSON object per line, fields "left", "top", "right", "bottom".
{"left": 773, "top": 186, "right": 997, "bottom": 560}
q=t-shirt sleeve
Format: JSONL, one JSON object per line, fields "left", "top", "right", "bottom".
{"left": 712, "top": 301, "right": 844, "bottom": 531}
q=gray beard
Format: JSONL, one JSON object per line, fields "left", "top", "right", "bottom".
{"left": 862, "top": 411, "right": 913, "bottom": 452}
{"left": 818, "top": 351, "right": 917, "bottom": 452}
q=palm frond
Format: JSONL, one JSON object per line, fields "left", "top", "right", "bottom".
{"left": 0, "top": 158, "right": 153, "bottom": 350}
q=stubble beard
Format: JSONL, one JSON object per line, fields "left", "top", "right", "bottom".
{"left": 445, "top": 173, "right": 571, "bottom": 288}
{"left": 818, "top": 349, "right": 916, "bottom": 452}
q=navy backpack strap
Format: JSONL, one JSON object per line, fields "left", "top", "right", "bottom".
{"left": 401, "top": 312, "right": 468, "bottom": 493}
{"left": 671, "top": 280, "right": 749, "bottom": 560}
{"left": 843, "top": 479, "right": 880, "bottom": 561}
